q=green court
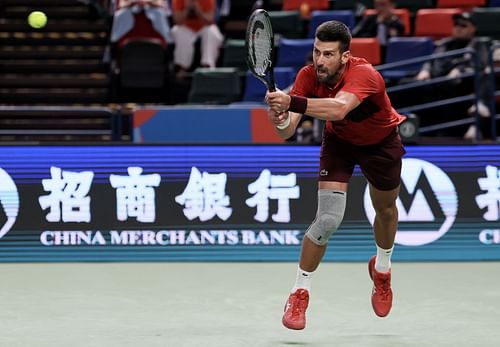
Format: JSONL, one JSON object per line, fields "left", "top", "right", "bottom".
{"left": 1, "top": 262, "right": 499, "bottom": 347}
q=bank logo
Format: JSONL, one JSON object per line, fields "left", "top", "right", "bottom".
{"left": 364, "top": 158, "right": 458, "bottom": 246}
{"left": 0, "top": 168, "right": 20, "bottom": 239}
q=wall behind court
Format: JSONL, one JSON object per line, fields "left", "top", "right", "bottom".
{"left": 0, "top": 145, "right": 498, "bottom": 262}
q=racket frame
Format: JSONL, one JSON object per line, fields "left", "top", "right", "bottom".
{"left": 245, "top": 9, "right": 276, "bottom": 92}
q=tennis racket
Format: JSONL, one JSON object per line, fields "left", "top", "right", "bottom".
{"left": 246, "top": 9, "right": 276, "bottom": 92}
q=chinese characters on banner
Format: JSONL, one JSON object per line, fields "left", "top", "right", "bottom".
{"left": 38, "top": 166, "right": 301, "bottom": 224}
{"left": 36, "top": 164, "right": 500, "bottom": 228}
{"left": 475, "top": 165, "right": 500, "bottom": 221}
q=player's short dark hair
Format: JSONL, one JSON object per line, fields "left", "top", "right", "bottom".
{"left": 315, "top": 20, "right": 352, "bottom": 53}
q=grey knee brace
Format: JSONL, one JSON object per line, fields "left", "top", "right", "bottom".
{"left": 305, "top": 189, "right": 346, "bottom": 246}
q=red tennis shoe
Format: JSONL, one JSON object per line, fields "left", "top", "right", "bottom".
{"left": 282, "top": 289, "right": 309, "bottom": 330}
{"left": 368, "top": 255, "right": 393, "bottom": 317}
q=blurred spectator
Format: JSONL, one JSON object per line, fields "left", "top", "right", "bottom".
{"left": 78, "top": 0, "right": 111, "bottom": 19}
{"left": 110, "top": 0, "right": 173, "bottom": 45}
{"left": 415, "top": 12, "right": 485, "bottom": 82}
{"left": 414, "top": 12, "right": 490, "bottom": 139}
{"left": 216, "top": 0, "right": 230, "bottom": 22}
{"left": 352, "top": 0, "right": 404, "bottom": 58}
{"left": 171, "top": 0, "right": 224, "bottom": 80}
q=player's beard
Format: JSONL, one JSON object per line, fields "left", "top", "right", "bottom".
{"left": 315, "top": 61, "right": 345, "bottom": 85}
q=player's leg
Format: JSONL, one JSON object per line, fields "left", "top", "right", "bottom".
{"left": 367, "top": 184, "right": 399, "bottom": 317}
{"left": 370, "top": 183, "right": 399, "bottom": 265}
{"left": 359, "top": 129, "right": 405, "bottom": 318}
{"left": 299, "top": 181, "right": 348, "bottom": 272}
{"left": 282, "top": 132, "right": 353, "bottom": 330}
{"left": 283, "top": 181, "right": 347, "bottom": 330}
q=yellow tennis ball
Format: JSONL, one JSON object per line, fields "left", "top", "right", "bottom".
{"left": 28, "top": 11, "right": 47, "bottom": 29}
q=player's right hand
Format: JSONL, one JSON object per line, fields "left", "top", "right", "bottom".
{"left": 266, "top": 90, "right": 290, "bottom": 114}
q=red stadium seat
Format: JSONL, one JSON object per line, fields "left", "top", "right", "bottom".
{"left": 350, "top": 38, "right": 381, "bottom": 65}
{"left": 282, "top": 0, "right": 330, "bottom": 11}
{"left": 414, "top": 8, "right": 462, "bottom": 40}
{"left": 436, "top": 0, "right": 486, "bottom": 9}
{"left": 364, "top": 8, "right": 411, "bottom": 36}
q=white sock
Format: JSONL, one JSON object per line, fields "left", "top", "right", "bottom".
{"left": 291, "top": 266, "right": 314, "bottom": 293}
{"left": 375, "top": 245, "right": 394, "bottom": 273}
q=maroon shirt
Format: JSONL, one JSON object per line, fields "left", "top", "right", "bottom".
{"left": 290, "top": 56, "right": 405, "bottom": 145}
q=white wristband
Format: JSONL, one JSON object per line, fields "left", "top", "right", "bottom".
{"left": 275, "top": 113, "right": 291, "bottom": 130}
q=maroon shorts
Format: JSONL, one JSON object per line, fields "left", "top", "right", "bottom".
{"left": 318, "top": 128, "right": 406, "bottom": 191}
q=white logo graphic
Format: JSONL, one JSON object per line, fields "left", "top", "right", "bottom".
{"left": 364, "top": 158, "right": 458, "bottom": 246}
{"left": 0, "top": 168, "right": 20, "bottom": 239}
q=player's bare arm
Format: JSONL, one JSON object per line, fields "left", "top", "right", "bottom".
{"left": 267, "top": 90, "right": 361, "bottom": 122}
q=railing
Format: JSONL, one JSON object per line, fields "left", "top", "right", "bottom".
{"left": 376, "top": 47, "right": 498, "bottom": 141}
{"left": 486, "top": 42, "right": 500, "bottom": 140}
{"left": 0, "top": 105, "right": 131, "bottom": 142}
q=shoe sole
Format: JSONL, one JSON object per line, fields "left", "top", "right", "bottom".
{"left": 282, "top": 301, "right": 306, "bottom": 330}
{"left": 282, "top": 319, "right": 305, "bottom": 330}
{"left": 368, "top": 255, "right": 375, "bottom": 280}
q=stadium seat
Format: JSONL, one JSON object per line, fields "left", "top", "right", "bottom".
{"left": 119, "top": 38, "right": 167, "bottom": 88}
{"left": 333, "top": 0, "right": 375, "bottom": 10}
{"left": 268, "top": 11, "right": 303, "bottom": 39}
{"left": 221, "top": 39, "right": 247, "bottom": 72}
{"left": 350, "top": 38, "right": 381, "bottom": 65}
{"left": 276, "top": 38, "right": 314, "bottom": 72}
{"left": 395, "top": 0, "right": 434, "bottom": 14}
{"left": 382, "top": 37, "right": 435, "bottom": 80}
{"left": 188, "top": 67, "right": 241, "bottom": 104}
{"left": 414, "top": 8, "right": 462, "bottom": 40}
{"left": 473, "top": 7, "right": 500, "bottom": 39}
{"left": 489, "top": 0, "right": 500, "bottom": 6}
{"left": 243, "top": 67, "right": 296, "bottom": 102}
{"left": 220, "top": 0, "right": 256, "bottom": 39}
{"left": 308, "top": 10, "right": 356, "bottom": 37}
{"left": 364, "top": 8, "right": 411, "bottom": 36}
{"left": 436, "top": 0, "right": 486, "bottom": 8}
{"left": 282, "top": 0, "right": 330, "bottom": 11}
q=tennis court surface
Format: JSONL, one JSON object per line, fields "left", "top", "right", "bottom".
{"left": 1, "top": 262, "right": 499, "bottom": 347}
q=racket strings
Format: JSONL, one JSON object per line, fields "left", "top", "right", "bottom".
{"left": 249, "top": 16, "right": 273, "bottom": 76}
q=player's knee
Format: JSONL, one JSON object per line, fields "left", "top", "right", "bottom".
{"left": 318, "top": 213, "right": 342, "bottom": 234}
{"left": 374, "top": 204, "right": 398, "bottom": 221}
{"left": 306, "top": 212, "right": 343, "bottom": 246}
{"left": 306, "top": 189, "right": 347, "bottom": 246}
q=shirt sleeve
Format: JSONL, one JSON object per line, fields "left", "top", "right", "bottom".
{"left": 171, "top": 0, "right": 182, "bottom": 11}
{"left": 289, "top": 66, "right": 316, "bottom": 97}
{"left": 340, "top": 64, "right": 382, "bottom": 101}
{"left": 200, "top": 0, "right": 215, "bottom": 12}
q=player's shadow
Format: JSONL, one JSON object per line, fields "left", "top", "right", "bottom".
{"left": 279, "top": 342, "right": 314, "bottom": 346}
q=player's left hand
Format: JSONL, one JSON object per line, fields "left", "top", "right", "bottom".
{"left": 265, "top": 89, "right": 291, "bottom": 114}
{"left": 267, "top": 108, "right": 289, "bottom": 126}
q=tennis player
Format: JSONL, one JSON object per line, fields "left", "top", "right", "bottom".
{"left": 265, "top": 20, "right": 406, "bottom": 330}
